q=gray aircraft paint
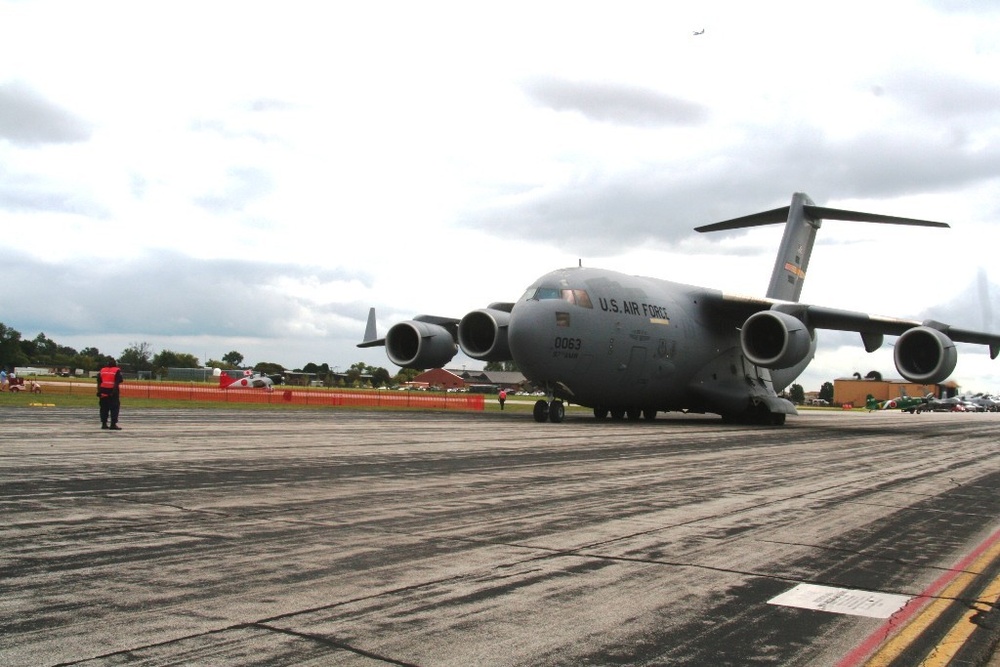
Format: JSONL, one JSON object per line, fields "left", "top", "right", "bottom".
{"left": 362, "top": 193, "right": 1000, "bottom": 425}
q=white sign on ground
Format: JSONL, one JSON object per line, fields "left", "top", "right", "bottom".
{"left": 768, "top": 583, "right": 912, "bottom": 619}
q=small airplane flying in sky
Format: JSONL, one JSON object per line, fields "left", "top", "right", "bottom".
{"left": 361, "top": 193, "right": 1000, "bottom": 425}
{"left": 693, "top": 29, "right": 705, "bottom": 35}
{"left": 217, "top": 369, "right": 275, "bottom": 390}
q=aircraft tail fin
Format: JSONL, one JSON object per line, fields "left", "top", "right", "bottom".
{"left": 218, "top": 373, "right": 237, "bottom": 389}
{"left": 764, "top": 193, "right": 819, "bottom": 302}
{"left": 696, "top": 192, "right": 949, "bottom": 302}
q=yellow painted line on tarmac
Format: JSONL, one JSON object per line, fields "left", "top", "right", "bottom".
{"left": 922, "top": 566, "right": 1000, "bottom": 666}
{"left": 862, "top": 536, "right": 1000, "bottom": 666}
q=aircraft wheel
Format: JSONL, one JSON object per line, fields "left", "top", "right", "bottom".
{"left": 643, "top": 408, "right": 657, "bottom": 421}
{"left": 533, "top": 400, "right": 550, "bottom": 423}
{"left": 626, "top": 408, "right": 642, "bottom": 421}
{"left": 770, "top": 412, "right": 786, "bottom": 426}
{"left": 549, "top": 400, "right": 565, "bottom": 423}
{"left": 610, "top": 408, "right": 626, "bottom": 420}
{"left": 593, "top": 406, "right": 609, "bottom": 420}
{"left": 751, "top": 403, "right": 773, "bottom": 425}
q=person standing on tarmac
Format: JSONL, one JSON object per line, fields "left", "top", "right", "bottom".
{"left": 97, "top": 357, "right": 124, "bottom": 430}
{"left": 498, "top": 389, "right": 507, "bottom": 411}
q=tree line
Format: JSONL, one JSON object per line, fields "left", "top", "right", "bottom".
{"left": 786, "top": 382, "right": 835, "bottom": 405}
{"left": 0, "top": 322, "right": 398, "bottom": 387}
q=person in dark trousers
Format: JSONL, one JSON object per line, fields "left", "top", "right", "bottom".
{"left": 97, "top": 357, "right": 124, "bottom": 430}
{"left": 498, "top": 389, "right": 507, "bottom": 411}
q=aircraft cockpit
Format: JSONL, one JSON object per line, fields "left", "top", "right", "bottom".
{"left": 523, "top": 286, "right": 594, "bottom": 309}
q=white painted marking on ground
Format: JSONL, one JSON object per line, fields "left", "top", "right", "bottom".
{"left": 767, "top": 583, "right": 912, "bottom": 619}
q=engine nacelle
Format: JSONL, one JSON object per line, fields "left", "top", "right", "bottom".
{"left": 894, "top": 326, "right": 957, "bottom": 384}
{"left": 385, "top": 321, "right": 458, "bottom": 369}
{"left": 740, "top": 310, "right": 813, "bottom": 369}
{"left": 458, "top": 309, "right": 512, "bottom": 362}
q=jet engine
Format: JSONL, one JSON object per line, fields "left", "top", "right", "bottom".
{"left": 740, "top": 310, "right": 813, "bottom": 369}
{"left": 458, "top": 308, "right": 512, "bottom": 362}
{"left": 384, "top": 321, "right": 458, "bottom": 369}
{"left": 893, "top": 326, "right": 957, "bottom": 384}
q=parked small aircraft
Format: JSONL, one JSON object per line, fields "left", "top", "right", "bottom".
{"left": 217, "top": 369, "right": 275, "bottom": 390}
{"left": 921, "top": 395, "right": 968, "bottom": 412}
{"left": 361, "top": 193, "right": 1000, "bottom": 425}
{"left": 866, "top": 393, "right": 928, "bottom": 413}
{"left": 959, "top": 393, "right": 999, "bottom": 412}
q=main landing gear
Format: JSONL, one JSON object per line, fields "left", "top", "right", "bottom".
{"left": 533, "top": 399, "right": 566, "bottom": 423}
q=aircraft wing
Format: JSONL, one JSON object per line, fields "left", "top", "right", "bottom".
{"left": 357, "top": 311, "right": 460, "bottom": 349}
{"left": 704, "top": 291, "right": 1000, "bottom": 358}
{"left": 358, "top": 303, "right": 515, "bottom": 368}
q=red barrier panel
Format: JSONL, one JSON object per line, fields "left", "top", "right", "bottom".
{"left": 118, "top": 383, "right": 485, "bottom": 411}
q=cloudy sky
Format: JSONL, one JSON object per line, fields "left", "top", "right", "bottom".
{"left": 1, "top": 0, "right": 999, "bottom": 392}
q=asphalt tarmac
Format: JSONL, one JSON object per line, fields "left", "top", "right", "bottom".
{"left": 2, "top": 406, "right": 999, "bottom": 666}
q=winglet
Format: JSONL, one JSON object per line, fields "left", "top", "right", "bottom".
{"left": 363, "top": 307, "right": 377, "bottom": 343}
{"left": 357, "top": 307, "right": 386, "bottom": 348}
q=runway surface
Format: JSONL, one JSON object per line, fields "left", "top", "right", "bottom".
{"left": 1, "top": 407, "right": 999, "bottom": 666}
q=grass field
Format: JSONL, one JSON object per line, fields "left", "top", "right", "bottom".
{"left": 0, "top": 379, "right": 586, "bottom": 416}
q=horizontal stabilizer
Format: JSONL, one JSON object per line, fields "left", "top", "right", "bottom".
{"left": 696, "top": 204, "right": 949, "bottom": 233}
{"left": 694, "top": 206, "right": 790, "bottom": 233}
{"left": 803, "top": 206, "right": 949, "bottom": 228}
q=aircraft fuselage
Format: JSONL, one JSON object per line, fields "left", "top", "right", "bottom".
{"left": 508, "top": 267, "right": 786, "bottom": 417}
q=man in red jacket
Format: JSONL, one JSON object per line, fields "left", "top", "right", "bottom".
{"left": 97, "top": 357, "right": 124, "bottom": 430}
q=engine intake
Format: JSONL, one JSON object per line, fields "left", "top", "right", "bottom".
{"left": 894, "top": 326, "right": 957, "bottom": 384}
{"left": 740, "top": 310, "right": 813, "bottom": 369}
{"left": 458, "top": 309, "right": 512, "bottom": 362}
{"left": 385, "top": 321, "right": 457, "bottom": 369}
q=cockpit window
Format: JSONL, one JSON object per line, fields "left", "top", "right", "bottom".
{"left": 533, "top": 287, "right": 562, "bottom": 301}
{"left": 564, "top": 289, "right": 593, "bottom": 309}
{"left": 528, "top": 286, "right": 593, "bottom": 309}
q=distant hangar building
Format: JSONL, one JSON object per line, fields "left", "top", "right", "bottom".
{"left": 833, "top": 376, "right": 957, "bottom": 408}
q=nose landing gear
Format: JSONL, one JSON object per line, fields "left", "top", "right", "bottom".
{"left": 533, "top": 399, "right": 565, "bottom": 423}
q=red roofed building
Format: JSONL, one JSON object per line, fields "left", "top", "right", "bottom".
{"left": 412, "top": 368, "right": 466, "bottom": 390}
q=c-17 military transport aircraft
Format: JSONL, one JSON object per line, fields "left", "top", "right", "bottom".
{"left": 361, "top": 193, "right": 1000, "bottom": 425}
